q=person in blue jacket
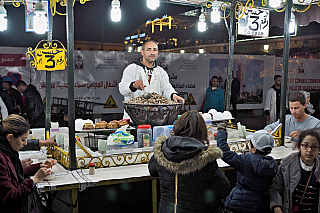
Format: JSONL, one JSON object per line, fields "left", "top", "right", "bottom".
{"left": 217, "top": 124, "right": 278, "bottom": 213}
{"left": 203, "top": 76, "right": 224, "bottom": 112}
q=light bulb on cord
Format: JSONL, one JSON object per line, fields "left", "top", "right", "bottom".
{"left": 111, "top": 0, "right": 121, "bottom": 22}
{"left": 198, "top": 9, "right": 206, "bottom": 32}
{"left": 211, "top": 1, "right": 220, "bottom": 23}
{"left": 289, "top": 11, "right": 296, "bottom": 34}
{"left": 0, "top": 2, "right": 7, "bottom": 32}
{"left": 34, "top": 0, "right": 47, "bottom": 34}
{"left": 147, "top": 0, "right": 159, "bottom": 10}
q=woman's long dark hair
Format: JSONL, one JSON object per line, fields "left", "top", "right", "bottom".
{"left": 173, "top": 110, "right": 208, "bottom": 145}
{"left": 0, "top": 114, "right": 30, "bottom": 138}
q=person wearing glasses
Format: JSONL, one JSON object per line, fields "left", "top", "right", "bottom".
{"left": 264, "top": 92, "right": 320, "bottom": 141}
{"left": 269, "top": 129, "right": 320, "bottom": 213}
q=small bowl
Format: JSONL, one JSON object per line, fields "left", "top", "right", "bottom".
{"left": 285, "top": 136, "right": 292, "bottom": 143}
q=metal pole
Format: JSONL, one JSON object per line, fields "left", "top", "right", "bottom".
{"left": 101, "top": 0, "right": 104, "bottom": 51}
{"left": 280, "top": 0, "right": 292, "bottom": 146}
{"left": 225, "top": 0, "right": 236, "bottom": 111}
{"left": 45, "top": 8, "right": 53, "bottom": 139}
{"left": 66, "top": 0, "right": 76, "bottom": 170}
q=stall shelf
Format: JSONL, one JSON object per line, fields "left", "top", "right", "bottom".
{"left": 47, "top": 126, "right": 282, "bottom": 170}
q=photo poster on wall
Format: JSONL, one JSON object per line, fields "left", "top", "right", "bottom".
{"left": 207, "top": 54, "right": 274, "bottom": 110}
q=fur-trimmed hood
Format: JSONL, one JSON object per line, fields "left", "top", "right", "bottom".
{"left": 153, "top": 135, "right": 223, "bottom": 175}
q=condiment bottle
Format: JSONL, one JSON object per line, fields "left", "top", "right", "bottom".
{"left": 89, "top": 163, "right": 95, "bottom": 175}
{"left": 137, "top": 124, "right": 152, "bottom": 148}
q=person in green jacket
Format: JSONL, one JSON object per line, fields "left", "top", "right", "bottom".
{"left": 203, "top": 76, "right": 225, "bottom": 112}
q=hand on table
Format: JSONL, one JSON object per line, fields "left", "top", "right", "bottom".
{"left": 133, "top": 80, "right": 146, "bottom": 91}
{"left": 289, "top": 130, "right": 300, "bottom": 139}
{"left": 21, "top": 158, "right": 33, "bottom": 168}
{"left": 32, "top": 167, "right": 51, "bottom": 183}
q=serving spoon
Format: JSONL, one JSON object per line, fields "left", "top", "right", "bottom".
{"left": 139, "top": 76, "right": 151, "bottom": 99}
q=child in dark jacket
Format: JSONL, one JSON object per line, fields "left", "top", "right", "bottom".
{"left": 217, "top": 123, "right": 278, "bottom": 213}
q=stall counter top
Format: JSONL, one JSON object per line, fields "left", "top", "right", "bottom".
{"left": 34, "top": 146, "right": 297, "bottom": 192}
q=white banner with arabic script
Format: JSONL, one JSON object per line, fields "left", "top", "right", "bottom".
{"left": 2, "top": 47, "right": 320, "bottom": 115}
{"left": 238, "top": 8, "right": 270, "bottom": 37}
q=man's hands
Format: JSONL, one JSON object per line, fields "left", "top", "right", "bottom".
{"left": 40, "top": 159, "right": 58, "bottom": 169}
{"left": 289, "top": 130, "right": 301, "bottom": 139}
{"left": 39, "top": 136, "right": 58, "bottom": 147}
{"left": 133, "top": 80, "right": 146, "bottom": 91}
{"left": 21, "top": 158, "right": 33, "bottom": 168}
{"left": 172, "top": 94, "right": 185, "bottom": 104}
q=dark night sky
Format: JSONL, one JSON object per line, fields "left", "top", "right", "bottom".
{"left": 0, "top": 0, "right": 195, "bottom": 47}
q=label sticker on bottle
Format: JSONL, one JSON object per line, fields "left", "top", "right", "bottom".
{"left": 143, "top": 134, "right": 150, "bottom": 147}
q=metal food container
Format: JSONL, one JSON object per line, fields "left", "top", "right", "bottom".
{"left": 123, "top": 102, "right": 182, "bottom": 126}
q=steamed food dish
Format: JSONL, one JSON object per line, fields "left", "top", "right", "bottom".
{"left": 125, "top": 92, "right": 175, "bottom": 104}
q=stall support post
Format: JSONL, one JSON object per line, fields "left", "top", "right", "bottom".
{"left": 225, "top": 0, "right": 236, "bottom": 111}
{"left": 280, "top": 0, "right": 292, "bottom": 146}
{"left": 72, "top": 188, "right": 78, "bottom": 213}
{"left": 45, "top": 11, "right": 53, "bottom": 138}
{"left": 66, "top": 0, "right": 76, "bottom": 170}
{"left": 152, "top": 179, "right": 157, "bottom": 213}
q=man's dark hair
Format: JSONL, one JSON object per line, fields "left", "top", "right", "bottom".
{"left": 211, "top": 76, "right": 219, "bottom": 81}
{"left": 274, "top": 75, "right": 282, "bottom": 81}
{"left": 289, "top": 91, "right": 306, "bottom": 105}
{"left": 15, "top": 80, "right": 27, "bottom": 88}
{"left": 4, "top": 81, "right": 12, "bottom": 86}
{"left": 141, "top": 40, "right": 158, "bottom": 51}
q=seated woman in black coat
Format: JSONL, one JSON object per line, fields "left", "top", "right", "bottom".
{"left": 148, "top": 110, "right": 230, "bottom": 213}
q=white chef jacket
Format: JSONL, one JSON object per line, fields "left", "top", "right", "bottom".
{"left": 119, "top": 62, "right": 177, "bottom": 119}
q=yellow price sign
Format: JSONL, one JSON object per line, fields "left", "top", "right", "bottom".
{"left": 36, "top": 48, "right": 66, "bottom": 71}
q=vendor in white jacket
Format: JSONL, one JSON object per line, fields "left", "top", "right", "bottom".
{"left": 119, "top": 40, "right": 184, "bottom": 119}
{"left": 264, "top": 75, "right": 282, "bottom": 125}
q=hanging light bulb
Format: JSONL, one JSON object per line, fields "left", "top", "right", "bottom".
{"left": 34, "top": 0, "right": 47, "bottom": 34}
{"left": 199, "top": 47, "right": 204, "bottom": 54}
{"left": 289, "top": 11, "right": 296, "bottom": 34}
{"left": 211, "top": 1, "right": 220, "bottom": 23}
{"left": 147, "top": 0, "right": 160, "bottom": 10}
{"left": 111, "top": 0, "right": 121, "bottom": 22}
{"left": 269, "top": 0, "right": 281, "bottom": 7}
{"left": 0, "top": 2, "right": 7, "bottom": 32}
{"left": 198, "top": 9, "right": 206, "bottom": 32}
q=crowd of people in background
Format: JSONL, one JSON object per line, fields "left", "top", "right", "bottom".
{"left": 0, "top": 76, "right": 45, "bottom": 129}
